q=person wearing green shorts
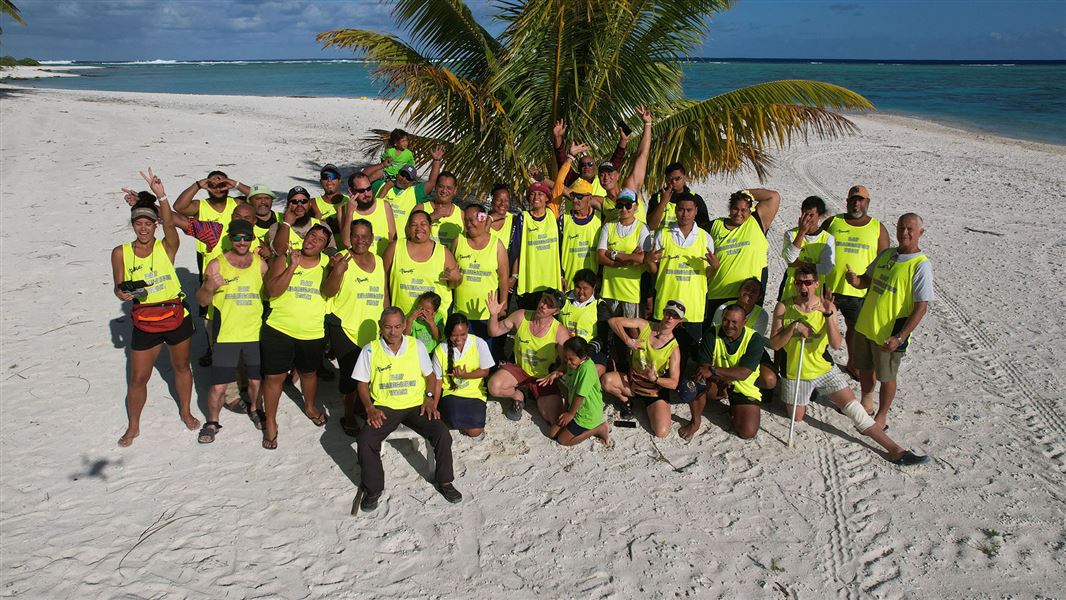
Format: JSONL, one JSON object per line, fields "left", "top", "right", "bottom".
{"left": 538, "top": 337, "right": 610, "bottom": 446}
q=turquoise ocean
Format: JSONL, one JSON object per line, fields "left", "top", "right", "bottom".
{"left": 25, "top": 58, "right": 1066, "bottom": 145}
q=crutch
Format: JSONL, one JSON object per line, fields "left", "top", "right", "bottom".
{"left": 786, "top": 337, "right": 806, "bottom": 448}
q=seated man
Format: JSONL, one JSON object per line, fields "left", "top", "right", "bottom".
{"left": 680, "top": 304, "right": 768, "bottom": 439}
{"left": 353, "top": 307, "right": 462, "bottom": 511}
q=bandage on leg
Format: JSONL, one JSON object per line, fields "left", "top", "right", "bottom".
{"left": 843, "top": 400, "right": 876, "bottom": 432}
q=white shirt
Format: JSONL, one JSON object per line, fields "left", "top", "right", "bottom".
{"left": 596, "top": 220, "right": 649, "bottom": 251}
{"left": 431, "top": 335, "right": 495, "bottom": 378}
{"left": 649, "top": 224, "right": 715, "bottom": 253}
{"left": 782, "top": 230, "right": 836, "bottom": 275}
{"left": 352, "top": 336, "right": 433, "bottom": 383}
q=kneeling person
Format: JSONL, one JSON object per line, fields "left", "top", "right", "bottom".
{"left": 354, "top": 307, "right": 461, "bottom": 511}
{"left": 540, "top": 337, "right": 610, "bottom": 446}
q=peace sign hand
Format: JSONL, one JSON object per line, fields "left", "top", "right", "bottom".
{"left": 139, "top": 167, "right": 166, "bottom": 199}
{"left": 121, "top": 187, "right": 140, "bottom": 206}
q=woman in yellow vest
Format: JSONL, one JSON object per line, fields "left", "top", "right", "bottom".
{"left": 706, "top": 188, "right": 781, "bottom": 319}
{"left": 434, "top": 314, "right": 496, "bottom": 438}
{"left": 384, "top": 210, "right": 461, "bottom": 317}
{"left": 352, "top": 307, "right": 461, "bottom": 511}
{"left": 452, "top": 204, "right": 509, "bottom": 355}
{"left": 111, "top": 171, "right": 199, "bottom": 447}
{"left": 770, "top": 265, "right": 929, "bottom": 465}
{"left": 513, "top": 181, "right": 563, "bottom": 310}
{"left": 193, "top": 219, "right": 268, "bottom": 443}
{"left": 488, "top": 184, "right": 520, "bottom": 254}
{"left": 415, "top": 170, "right": 465, "bottom": 251}
{"left": 600, "top": 304, "right": 684, "bottom": 438}
{"left": 327, "top": 219, "right": 389, "bottom": 437}
{"left": 486, "top": 289, "right": 571, "bottom": 422}
{"left": 260, "top": 224, "right": 345, "bottom": 449}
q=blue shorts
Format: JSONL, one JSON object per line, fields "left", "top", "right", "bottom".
{"left": 566, "top": 420, "right": 589, "bottom": 436}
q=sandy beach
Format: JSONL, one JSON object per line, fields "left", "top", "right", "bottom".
{"left": 1, "top": 85, "right": 1064, "bottom": 598}
{"left": 0, "top": 65, "right": 97, "bottom": 79}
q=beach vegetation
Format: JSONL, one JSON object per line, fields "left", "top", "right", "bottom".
{"left": 319, "top": 0, "right": 873, "bottom": 199}
{"left": 0, "top": 56, "right": 39, "bottom": 67}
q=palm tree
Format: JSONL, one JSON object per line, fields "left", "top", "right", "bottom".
{"left": 2, "top": 0, "right": 26, "bottom": 26}
{"left": 318, "top": 0, "right": 872, "bottom": 200}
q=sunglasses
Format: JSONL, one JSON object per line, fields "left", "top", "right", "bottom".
{"left": 321, "top": 173, "right": 340, "bottom": 180}
{"left": 795, "top": 279, "right": 817, "bottom": 287}
{"left": 571, "top": 192, "right": 588, "bottom": 199}
{"left": 230, "top": 234, "right": 255, "bottom": 242}
{"left": 616, "top": 202, "right": 635, "bottom": 210}
{"left": 289, "top": 198, "right": 310, "bottom": 205}
{"left": 351, "top": 186, "right": 372, "bottom": 194}
{"left": 579, "top": 162, "right": 595, "bottom": 168}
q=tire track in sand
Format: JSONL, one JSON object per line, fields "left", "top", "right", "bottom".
{"left": 788, "top": 150, "right": 1066, "bottom": 473}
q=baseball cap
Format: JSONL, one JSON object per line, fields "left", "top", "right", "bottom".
{"left": 541, "top": 289, "right": 565, "bottom": 309}
{"left": 616, "top": 189, "right": 637, "bottom": 203}
{"left": 598, "top": 161, "right": 617, "bottom": 172}
{"left": 287, "top": 186, "right": 310, "bottom": 202}
{"left": 320, "top": 164, "right": 341, "bottom": 180}
{"left": 398, "top": 165, "right": 419, "bottom": 180}
{"left": 663, "top": 300, "right": 686, "bottom": 320}
{"left": 246, "top": 184, "right": 276, "bottom": 200}
{"left": 130, "top": 206, "right": 157, "bottom": 222}
{"left": 228, "top": 219, "right": 255, "bottom": 237}
{"left": 847, "top": 185, "right": 869, "bottom": 201}
{"left": 570, "top": 179, "right": 594, "bottom": 195}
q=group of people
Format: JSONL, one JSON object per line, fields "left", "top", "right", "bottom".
{"left": 112, "top": 112, "right": 933, "bottom": 511}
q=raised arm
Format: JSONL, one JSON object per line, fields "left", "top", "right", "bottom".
{"left": 622, "top": 106, "right": 654, "bottom": 193}
{"left": 552, "top": 119, "right": 567, "bottom": 169}
{"left": 173, "top": 178, "right": 206, "bottom": 217}
{"left": 486, "top": 291, "right": 521, "bottom": 337}
{"left": 422, "top": 146, "right": 445, "bottom": 195}
{"left": 750, "top": 188, "right": 781, "bottom": 232}
{"left": 321, "top": 252, "right": 349, "bottom": 298}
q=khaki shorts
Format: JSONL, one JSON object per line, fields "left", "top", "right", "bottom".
{"left": 852, "top": 335, "right": 903, "bottom": 382}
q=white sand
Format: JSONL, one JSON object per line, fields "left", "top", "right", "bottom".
{"left": 1, "top": 85, "right": 1064, "bottom": 598}
{"left": 0, "top": 65, "right": 96, "bottom": 79}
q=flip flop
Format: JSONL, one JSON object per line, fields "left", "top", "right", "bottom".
{"left": 262, "top": 432, "right": 278, "bottom": 450}
{"left": 307, "top": 412, "right": 328, "bottom": 427}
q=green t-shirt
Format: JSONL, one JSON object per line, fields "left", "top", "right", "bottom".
{"left": 410, "top": 311, "right": 444, "bottom": 354}
{"left": 564, "top": 358, "right": 604, "bottom": 430}
{"left": 382, "top": 147, "right": 415, "bottom": 178}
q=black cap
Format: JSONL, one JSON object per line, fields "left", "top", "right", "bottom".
{"left": 541, "top": 289, "right": 565, "bottom": 309}
{"left": 320, "top": 164, "right": 341, "bottom": 179}
{"left": 287, "top": 186, "right": 310, "bottom": 202}
{"left": 598, "top": 161, "right": 617, "bottom": 172}
{"left": 228, "top": 220, "right": 255, "bottom": 237}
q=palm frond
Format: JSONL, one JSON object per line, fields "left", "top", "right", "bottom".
{"left": 2, "top": 0, "right": 26, "bottom": 26}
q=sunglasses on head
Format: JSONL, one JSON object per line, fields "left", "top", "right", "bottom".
{"left": 350, "top": 186, "right": 372, "bottom": 194}
{"left": 289, "top": 198, "right": 309, "bottom": 205}
{"left": 230, "top": 234, "right": 255, "bottom": 242}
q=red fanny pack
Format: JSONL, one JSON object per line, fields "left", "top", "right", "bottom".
{"left": 131, "top": 298, "right": 185, "bottom": 333}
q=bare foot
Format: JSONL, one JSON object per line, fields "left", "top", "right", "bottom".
{"left": 594, "top": 425, "right": 611, "bottom": 446}
{"left": 181, "top": 413, "right": 201, "bottom": 430}
{"left": 678, "top": 420, "right": 700, "bottom": 442}
{"left": 118, "top": 429, "right": 138, "bottom": 447}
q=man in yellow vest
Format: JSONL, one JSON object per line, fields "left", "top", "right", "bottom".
{"left": 194, "top": 220, "right": 269, "bottom": 443}
{"left": 552, "top": 118, "right": 628, "bottom": 189}
{"left": 339, "top": 171, "right": 396, "bottom": 256}
{"left": 822, "top": 185, "right": 889, "bottom": 379}
{"left": 267, "top": 186, "right": 338, "bottom": 257}
{"left": 310, "top": 163, "right": 349, "bottom": 228}
{"left": 846, "top": 213, "right": 933, "bottom": 431}
{"left": 353, "top": 307, "right": 461, "bottom": 511}
{"left": 778, "top": 196, "right": 835, "bottom": 303}
{"left": 373, "top": 147, "right": 444, "bottom": 233}
{"left": 681, "top": 304, "right": 770, "bottom": 439}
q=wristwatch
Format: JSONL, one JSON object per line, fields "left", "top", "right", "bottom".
{"left": 608, "top": 250, "right": 619, "bottom": 261}
{"left": 425, "top": 391, "right": 434, "bottom": 399}
{"left": 710, "top": 365, "right": 718, "bottom": 377}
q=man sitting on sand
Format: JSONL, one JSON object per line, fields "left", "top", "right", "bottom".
{"left": 846, "top": 213, "right": 934, "bottom": 431}
{"left": 353, "top": 307, "right": 461, "bottom": 511}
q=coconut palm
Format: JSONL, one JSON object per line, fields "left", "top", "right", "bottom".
{"left": 2, "top": 0, "right": 26, "bottom": 26}
{"left": 318, "top": 0, "right": 872, "bottom": 200}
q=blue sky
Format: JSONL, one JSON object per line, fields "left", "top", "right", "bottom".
{"left": 1, "top": 0, "right": 1063, "bottom": 61}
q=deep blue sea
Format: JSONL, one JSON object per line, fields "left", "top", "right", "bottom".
{"left": 22, "top": 58, "right": 1066, "bottom": 145}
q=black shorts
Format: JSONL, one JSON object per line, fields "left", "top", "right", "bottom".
{"left": 635, "top": 386, "right": 684, "bottom": 406}
{"left": 260, "top": 324, "right": 325, "bottom": 375}
{"left": 440, "top": 394, "right": 487, "bottom": 430}
{"left": 728, "top": 389, "right": 762, "bottom": 406}
{"left": 131, "top": 318, "right": 194, "bottom": 351}
{"left": 327, "top": 321, "right": 362, "bottom": 394}
{"left": 566, "top": 420, "right": 590, "bottom": 436}
{"left": 210, "top": 341, "right": 261, "bottom": 385}
{"left": 834, "top": 294, "right": 864, "bottom": 324}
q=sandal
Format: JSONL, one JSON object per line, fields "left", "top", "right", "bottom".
{"left": 262, "top": 431, "right": 278, "bottom": 450}
{"left": 306, "top": 412, "right": 328, "bottom": 427}
{"left": 198, "top": 421, "right": 221, "bottom": 444}
{"left": 247, "top": 404, "right": 265, "bottom": 431}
